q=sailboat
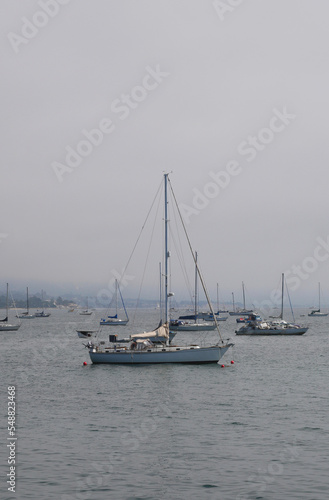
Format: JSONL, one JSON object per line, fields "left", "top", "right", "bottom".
{"left": 79, "top": 297, "right": 93, "bottom": 316}
{"left": 35, "top": 290, "right": 51, "bottom": 317}
{"left": 16, "top": 287, "right": 35, "bottom": 318}
{"left": 236, "top": 273, "right": 308, "bottom": 335}
{"left": 169, "top": 252, "right": 217, "bottom": 331}
{"left": 229, "top": 282, "right": 253, "bottom": 316}
{"left": 308, "top": 283, "right": 328, "bottom": 317}
{"left": 0, "top": 283, "right": 21, "bottom": 331}
{"left": 87, "top": 173, "right": 233, "bottom": 364}
{"left": 100, "top": 280, "right": 129, "bottom": 325}
{"left": 215, "top": 283, "right": 229, "bottom": 314}
{"left": 197, "top": 283, "right": 228, "bottom": 321}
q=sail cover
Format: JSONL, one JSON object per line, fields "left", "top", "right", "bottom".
{"left": 130, "top": 322, "right": 169, "bottom": 340}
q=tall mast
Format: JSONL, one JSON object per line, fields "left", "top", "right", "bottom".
{"left": 318, "top": 282, "right": 321, "bottom": 310}
{"left": 242, "top": 281, "right": 246, "bottom": 310}
{"left": 159, "top": 262, "right": 162, "bottom": 322}
{"left": 168, "top": 176, "right": 225, "bottom": 344}
{"left": 27, "top": 287, "right": 29, "bottom": 314}
{"left": 217, "top": 283, "right": 219, "bottom": 312}
{"left": 164, "top": 173, "right": 169, "bottom": 327}
{"left": 232, "top": 292, "right": 235, "bottom": 313}
{"left": 5, "top": 283, "right": 9, "bottom": 322}
{"left": 194, "top": 251, "right": 198, "bottom": 320}
{"left": 280, "top": 273, "right": 284, "bottom": 320}
{"left": 115, "top": 280, "right": 118, "bottom": 316}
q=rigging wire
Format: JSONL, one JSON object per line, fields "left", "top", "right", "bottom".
{"left": 132, "top": 182, "right": 163, "bottom": 324}
{"left": 285, "top": 277, "right": 295, "bottom": 323}
{"left": 118, "top": 179, "right": 163, "bottom": 290}
{"left": 168, "top": 178, "right": 225, "bottom": 344}
{"left": 96, "top": 179, "right": 163, "bottom": 336}
{"left": 167, "top": 189, "right": 194, "bottom": 308}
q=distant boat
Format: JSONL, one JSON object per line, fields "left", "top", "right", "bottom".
{"left": 229, "top": 282, "right": 253, "bottom": 316}
{"left": 80, "top": 297, "right": 93, "bottom": 316}
{"left": 35, "top": 310, "right": 51, "bottom": 317}
{"left": 236, "top": 314, "right": 308, "bottom": 336}
{"left": 77, "top": 329, "right": 97, "bottom": 339}
{"left": 197, "top": 285, "right": 228, "bottom": 321}
{"left": 100, "top": 280, "right": 129, "bottom": 325}
{"left": 308, "top": 283, "right": 328, "bottom": 317}
{"left": 236, "top": 274, "right": 308, "bottom": 336}
{"left": 35, "top": 290, "right": 51, "bottom": 317}
{"left": 16, "top": 287, "right": 35, "bottom": 318}
{"left": 215, "top": 282, "right": 229, "bottom": 313}
{"left": 169, "top": 319, "right": 216, "bottom": 331}
{"left": 0, "top": 283, "right": 21, "bottom": 332}
{"left": 169, "top": 252, "right": 216, "bottom": 332}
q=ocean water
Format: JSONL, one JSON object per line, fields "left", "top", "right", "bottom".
{"left": 1, "top": 308, "right": 329, "bottom": 500}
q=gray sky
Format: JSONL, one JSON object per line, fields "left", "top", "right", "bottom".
{"left": 2, "top": 0, "right": 329, "bottom": 308}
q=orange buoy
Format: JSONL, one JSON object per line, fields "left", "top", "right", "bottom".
{"left": 231, "top": 360, "right": 235, "bottom": 364}
{"left": 221, "top": 364, "right": 225, "bottom": 368}
{"left": 83, "top": 361, "right": 87, "bottom": 366}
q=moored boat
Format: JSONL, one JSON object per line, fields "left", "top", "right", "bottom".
{"left": 100, "top": 280, "right": 129, "bottom": 325}
{"left": 308, "top": 283, "right": 328, "bottom": 317}
{"left": 16, "top": 287, "right": 35, "bottom": 318}
{"left": 88, "top": 174, "right": 233, "bottom": 364}
{"left": 0, "top": 284, "right": 21, "bottom": 332}
{"left": 236, "top": 274, "right": 308, "bottom": 336}
{"left": 235, "top": 314, "right": 307, "bottom": 335}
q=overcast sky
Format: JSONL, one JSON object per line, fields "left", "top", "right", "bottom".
{"left": 1, "top": 0, "right": 329, "bottom": 308}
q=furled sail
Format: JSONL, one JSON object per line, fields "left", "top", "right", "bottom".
{"left": 130, "top": 322, "right": 169, "bottom": 340}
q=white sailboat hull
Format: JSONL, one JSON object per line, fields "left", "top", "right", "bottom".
{"left": 169, "top": 322, "right": 216, "bottom": 331}
{"left": 236, "top": 326, "right": 307, "bottom": 335}
{"left": 308, "top": 312, "right": 328, "bottom": 317}
{"left": 89, "top": 343, "right": 233, "bottom": 364}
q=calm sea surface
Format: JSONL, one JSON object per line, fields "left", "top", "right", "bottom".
{"left": 1, "top": 308, "right": 328, "bottom": 500}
